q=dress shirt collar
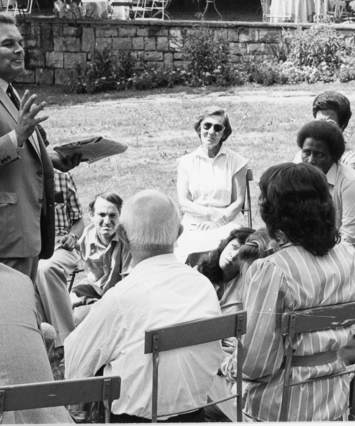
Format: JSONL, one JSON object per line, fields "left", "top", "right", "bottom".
{"left": 87, "top": 225, "right": 120, "bottom": 249}
{"left": 326, "top": 163, "right": 337, "bottom": 187}
{"left": 0, "top": 79, "right": 9, "bottom": 93}
{"left": 195, "top": 144, "right": 227, "bottom": 160}
{"left": 132, "top": 253, "right": 178, "bottom": 271}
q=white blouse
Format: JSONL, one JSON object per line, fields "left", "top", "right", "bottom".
{"left": 177, "top": 145, "right": 248, "bottom": 227}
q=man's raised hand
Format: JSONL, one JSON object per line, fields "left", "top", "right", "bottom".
{"left": 15, "top": 90, "right": 49, "bottom": 147}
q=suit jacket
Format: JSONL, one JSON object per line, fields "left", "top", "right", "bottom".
{"left": 0, "top": 86, "right": 55, "bottom": 259}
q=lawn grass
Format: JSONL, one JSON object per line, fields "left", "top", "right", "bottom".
{"left": 28, "top": 81, "right": 355, "bottom": 229}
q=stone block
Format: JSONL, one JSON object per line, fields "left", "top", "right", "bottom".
{"left": 163, "top": 52, "right": 173, "bottom": 67}
{"left": 144, "top": 51, "right": 163, "bottom": 61}
{"left": 40, "top": 24, "right": 53, "bottom": 51}
{"left": 26, "top": 39, "right": 37, "bottom": 48}
{"left": 55, "top": 68, "right": 70, "bottom": 86}
{"left": 54, "top": 37, "right": 64, "bottom": 52}
{"left": 63, "top": 25, "right": 80, "bottom": 37}
{"left": 258, "top": 29, "right": 281, "bottom": 43}
{"left": 63, "top": 37, "right": 81, "bottom": 52}
{"left": 46, "top": 51, "right": 64, "bottom": 68}
{"left": 157, "top": 36, "right": 169, "bottom": 51}
{"left": 119, "top": 26, "right": 137, "bottom": 37}
{"left": 238, "top": 27, "right": 258, "bottom": 43}
{"left": 15, "top": 70, "right": 35, "bottom": 84}
{"left": 247, "top": 43, "right": 265, "bottom": 54}
{"left": 173, "top": 52, "right": 185, "bottom": 60}
{"left": 229, "top": 42, "right": 247, "bottom": 56}
{"left": 64, "top": 52, "right": 87, "bottom": 68}
{"left": 147, "top": 26, "right": 168, "bottom": 37}
{"left": 227, "top": 28, "right": 239, "bottom": 42}
{"left": 112, "top": 37, "right": 132, "bottom": 50}
{"left": 144, "top": 37, "right": 156, "bottom": 50}
{"left": 137, "top": 27, "right": 149, "bottom": 36}
{"left": 35, "top": 68, "right": 54, "bottom": 85}
{"left": 169, "top": 28, "right": 183, "bottom": 51}
{"left": 95, "top": 37, "right": 113, "bottom": 49}
{"left": 27, "top": 49, "right": 45, "bottom": 67}
{"left": 96, "top": 27, "right": 118, "bottom": 37}
{"left": 82, "top": 27, "right": 95, "bottom": 52}
{"left": 132, "top": 37, "right": 144, "bottom": 50}
{"left": 52, "top": 24, "right": 63, "bottom": 39}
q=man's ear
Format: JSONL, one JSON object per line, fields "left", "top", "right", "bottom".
{"left": 177, "top": 224, "right": 184, "bottom": 239}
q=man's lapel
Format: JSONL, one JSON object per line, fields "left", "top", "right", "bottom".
{"left": 0, "top": 85, "right": 41, "bottom": 157}
{"left": 0, "top": 85, "right": 18, "bottom": 122}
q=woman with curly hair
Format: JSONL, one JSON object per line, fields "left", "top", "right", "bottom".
{"left": 221, "top": 162, "right": 355, "bottom": 421}
{"left": 297, "top": 119, "right": 355, "bottom": 245}
{"left": 176, "top": 107, "right": 248, "bottom": 260}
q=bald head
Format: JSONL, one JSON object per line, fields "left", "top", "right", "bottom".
{"left": 120, "top": 189, "right": 181, "bottom": 251}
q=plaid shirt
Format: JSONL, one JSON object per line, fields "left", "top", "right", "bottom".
{"left": 54, "top": 170, "right": 82, "bottom": 237}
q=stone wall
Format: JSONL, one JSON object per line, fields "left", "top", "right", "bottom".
{"left": 17, "top": 17, "right": 355, "bottom": 86}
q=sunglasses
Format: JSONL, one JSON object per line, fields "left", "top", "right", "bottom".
{"left": 202, "top": 122, "right": 224, "bottom": 133}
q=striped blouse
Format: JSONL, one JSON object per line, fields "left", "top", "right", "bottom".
{"left": 222, "top": 242, "right": 355, "bottom": 421}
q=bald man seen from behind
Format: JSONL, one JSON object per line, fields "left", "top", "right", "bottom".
{"left": 65, "top": 189, "right": 224, "bottom": 422}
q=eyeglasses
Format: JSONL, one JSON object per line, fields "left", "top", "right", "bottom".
{"left": 202, "top": 122, "right": 224, "bottom": 133}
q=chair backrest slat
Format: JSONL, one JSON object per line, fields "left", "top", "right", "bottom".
{"left": 145, "top": 311, "right": 246, "bottom": 354}
{"left": 281, "top": 302, "right": 355, "bottom": 336}
{"left": 0, "top": 377, "right": 121, "bottom": 412}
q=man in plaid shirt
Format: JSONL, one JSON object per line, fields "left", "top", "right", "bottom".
{"left": 36, "top": 170, "right": 84, "bottom": 349}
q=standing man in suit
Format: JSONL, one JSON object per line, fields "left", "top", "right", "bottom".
{"left": 0, "top": 13, "right": 80, "bottom": 281}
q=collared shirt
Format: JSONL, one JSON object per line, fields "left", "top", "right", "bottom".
{"left": 294, "top": 153, "right": 355, "bottom": 245}
{"left": 65, "top": 253, "right": 223, "bottom": 419}
{"left": 54, "top": 170, "right": 82, "bottom": 237}
{"left": 327, "top": 162, "right": 355, "bottom": 245}
{"left": 222, "top": 243, "right": 355, "bottom": 421}
{"left": 78, "top": 223, "right": 132, "bottom": 295}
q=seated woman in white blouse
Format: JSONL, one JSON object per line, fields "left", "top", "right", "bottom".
{"left": 176, "top": 108, "right": 248, "bottom": 259}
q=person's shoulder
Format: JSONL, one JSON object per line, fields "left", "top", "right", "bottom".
{"left": 223, "top": 148, "right": 248, "bottom": 169}
{"left": 337, "top": 162, "right": 355, "bottom": 189}
{"left": 178, "top": 149, "right": 198, "bottom": 163}
{"left": 330, "top": 240, "right": 355, "bottom": 259}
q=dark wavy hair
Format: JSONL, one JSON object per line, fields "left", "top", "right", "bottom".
{"left": 194, "top": 107, "right": 232, "bottom": 145}
{"left": 89, "top": 191, "right": 123, "bottom": 214}
{"left": 297, "top": 120, "right": 345, "bottom": 163}
{"left": 259, "top": 163, "right": 338, "bottom": 256}
{"left": 238, "top": 228, "right": 276, "bottom": 265}
{"left": 312, "top": 91, "right": 352, "bottom": 130}
{"left": 186, "top": 227, "right": 254, "bottom": 285}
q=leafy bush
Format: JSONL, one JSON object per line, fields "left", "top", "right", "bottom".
{"left": 182, "top": 26, "right": 244, "bottom": 87}
{"left": 66, "top": 47, "right": 136, "bottom": 94}
{"left": 281, "top": 25, "right": 346, "bottom": 70}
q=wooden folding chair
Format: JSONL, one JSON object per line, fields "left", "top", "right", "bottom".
{"left": 0, "top": 376, "right": 120, "bottom": 423}
{"left": 279, "top": 302, "right": 355, "bottom": 421}
{"left": 145, "top": 311, "right": 247, "bottom": 422}
{"left": 241, "top": 168, "right": 253, "bottom": 229}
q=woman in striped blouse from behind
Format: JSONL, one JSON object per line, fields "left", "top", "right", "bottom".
{"left": 222, "top": 162, "right": 355, "bottom": 421}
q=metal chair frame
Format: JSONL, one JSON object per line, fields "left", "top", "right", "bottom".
{"left": 279, "top": 301, "right": 355, "bottom": 421}
{"left": 241, "top": 168, "right": 253, "bottom": 229}
{"left": 0, "top": 376, "right": 121, "bottom": 423}
{"left": 145, "top": 311, "right": 247, "bottom": 422}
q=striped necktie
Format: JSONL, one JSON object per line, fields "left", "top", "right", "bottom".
{"left": 6, "top": 84, "right": 20, "bottom": 110}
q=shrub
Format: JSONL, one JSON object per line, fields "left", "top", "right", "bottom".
{"left": 182, "top": 26, "right": 244, "bottom": 87}
{"left": 281, "top": 25, "right": 346, "bottom": 70}
{"left": 66, "top": 47, "right": 137, "bottom": 94}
